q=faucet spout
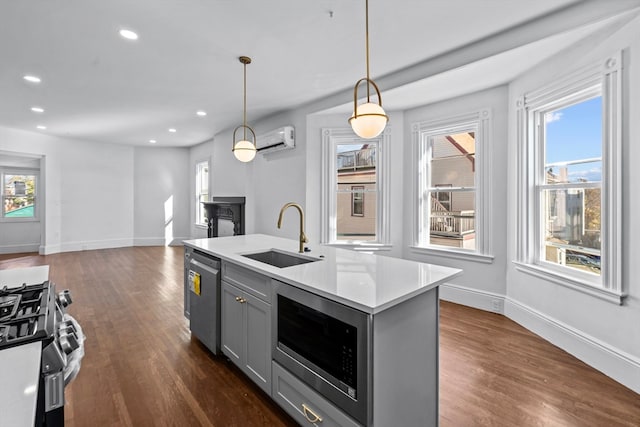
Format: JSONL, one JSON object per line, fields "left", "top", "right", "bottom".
{"left": 277, "top": 202, "right": 308, "bottom": 253}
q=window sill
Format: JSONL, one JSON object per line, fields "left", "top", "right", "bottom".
{"left": 194, "top": 223, "right": 207, "bottom": 229}
{"left": 409, "top": 246, "right": 494, "bottom": 264}
{"left": 323, "top": 242, "right": 393, "bottom": 253}
{"left": 0, "top": 217, "right": 39, "bottom": 223}
{"left": 512, "top": 261, "right": 625, "bottom": 305}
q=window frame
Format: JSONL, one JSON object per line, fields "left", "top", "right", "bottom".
{"left": 321, "top": 127, "right": 390, "bottom": 249}
{"left": 514, "top": 52, "right": 623, "bottom": 304}
{"left": 195, "top": 159, "right": 210, "bottom": 226}
{"left": 411, "top": 109, "right": 494, "bottom": 263}
{"left": 0, "top": 167, "right": 39, "bottom": 223}
{"left": 351, "top": 185, "right": 365, "bottom": 217}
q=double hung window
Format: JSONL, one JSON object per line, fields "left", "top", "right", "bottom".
{"left": 412, "top": 110, "right": 492, "bottom": 261}
{"left": 515, "top": 53, "right": 623, "bottom": 302}
{"left": 321, "top": 128, "right": 390, "bottom": 246}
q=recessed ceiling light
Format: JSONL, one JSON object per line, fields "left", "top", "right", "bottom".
{"left": 168, "top": 128, "right": 177, "bottom": 133}
{"left": 196, "top": 111, "right": 207, "bottom": 117}
{"left": 36, "top": 125, "right": 47, "bottom": 130}
{"left": 31, "top": 107, "right": 44, "bottom": 113}
{"left": 24, "top": 75, "right": 42, "bottom": 83}
{"left": 119, "top": 29, "right": 139, "bottom": 40}
{"left": 149, "top": 139, "right": 157, "bottom": 144}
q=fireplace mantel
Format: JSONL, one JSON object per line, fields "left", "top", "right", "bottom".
{"left": 201, "top": 197, "right": 245, "bottom": 238}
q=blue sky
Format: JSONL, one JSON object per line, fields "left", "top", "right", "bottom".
{"left": 545, "top": 96, "right": 602, "bottom": 182}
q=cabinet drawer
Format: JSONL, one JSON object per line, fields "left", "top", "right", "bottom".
{"left": 222, "top": 262, "right": 271, "bottom": 303}
{"left": 272, "top": 362, "right": 362, "bottom": 427}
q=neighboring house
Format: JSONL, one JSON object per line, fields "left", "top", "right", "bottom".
{"left": 544, "top": 167, "right": 601, "bottom": 273}
{"left": 336, "top": 146, "right": 377, "bottom": 241}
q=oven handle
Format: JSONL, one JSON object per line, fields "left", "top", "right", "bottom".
{"left": 301, "top": 403, "right": 323, "bottom": 424}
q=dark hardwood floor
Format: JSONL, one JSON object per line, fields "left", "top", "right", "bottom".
{"left": 1, "top": 247, "right": 639, "bottom": 426}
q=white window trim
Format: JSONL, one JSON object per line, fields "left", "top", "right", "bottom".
{"left": 195, "top": 158, "right": 210, "bottom": 227}
{"left": 0, "top": 167, "right": 39, "bottom": 223}
{"left": 411, "top": 109, "right": 493, "bottom": 263}
{"left": 515, "top": 51, "right": 623, "bottom": 304}
{"left": 321, "top": 127, "right": 391, "bottom": 249}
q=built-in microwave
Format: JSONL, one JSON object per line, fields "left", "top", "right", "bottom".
{"left": 272, "top": 281, "right": 371, "bottom": 426}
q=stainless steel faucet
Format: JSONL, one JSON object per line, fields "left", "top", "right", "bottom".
{"left": 277, "top": 202, "right": 308, "bottom": 253}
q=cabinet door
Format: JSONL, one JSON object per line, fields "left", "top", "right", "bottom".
{"left": 244, "top": 292, "right": 271, "bottom": 395}
{"left": 221, "top": 281, "right": 243, "bottom": 364}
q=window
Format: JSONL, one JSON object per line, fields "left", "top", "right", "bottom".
{"left": 195, "top": 160, "right": 209, "bottom": 225}
{"left": 433, "top": 184, "right": 452, "bottom": 212}
{"left": 412, "top": 110, "right": 493, "bottom": 261}
{"left": 321, "top": 128, "right": 390, "bottom": 246}
{"left": 1, "top": 169, "right": 38, "bottom": 220}
{"left": 515, "top": 52, "right": 622, "bottom": 302}
{"left": 351, "top": 186, "right": 364, "bottom": 217}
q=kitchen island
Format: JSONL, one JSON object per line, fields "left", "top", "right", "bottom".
{"left": 183, "top": 234, "right": 461, "bottom": 427}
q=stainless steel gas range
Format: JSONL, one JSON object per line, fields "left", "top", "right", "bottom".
{"left": 0, "top": 270, "right": 84, "bottom": 426}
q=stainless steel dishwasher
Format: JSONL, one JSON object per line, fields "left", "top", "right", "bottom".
{"left": 187, "top": 249, "right": 221, "bottom": 355}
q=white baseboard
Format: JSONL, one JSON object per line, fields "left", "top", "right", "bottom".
{"left": 439, "top": 283, "right": 505, "bottom": 314}
{"left": 505, "top": 298, "right": 640, "bottom": 394}
{"left": 41, "top": 237, "right": 188, "bottom": 254}
{"left": 42, "top": 238, "right": 133, "bottom": 254}
{"left": 133, "top": 237, "right": 188, "bottom": 247}
{"left": 440, "top": 283, "right": 640, "bottom": 394}
{"left": 0, "top": 243, "right": 40, "bottom": 254}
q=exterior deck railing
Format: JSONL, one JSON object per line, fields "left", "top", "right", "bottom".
{"left": 337, "top": 147, "right": 376, "bottom": 171}
{"left": 430, "top": 210, "right": 475, "bottom": 237}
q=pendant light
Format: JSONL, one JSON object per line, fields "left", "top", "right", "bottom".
{"left": 349, "top": 0, "right": 388, "bottom": 139}
{"left": 232, "top": 56, "right": 257, "bottom": 162}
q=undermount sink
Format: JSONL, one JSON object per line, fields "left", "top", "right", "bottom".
{"left": 242, "top": 249, "right": 320, "bottom": 268}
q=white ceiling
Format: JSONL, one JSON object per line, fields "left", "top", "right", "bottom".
{"left": 0, "top": 0, "right": 638, "bottom": 148}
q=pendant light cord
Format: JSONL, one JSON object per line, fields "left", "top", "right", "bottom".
{"left": 365, "top": 0, "right": 371, "bottom": 102}
{"left": 243, "top": 61, "right": 247, "bottom": 141}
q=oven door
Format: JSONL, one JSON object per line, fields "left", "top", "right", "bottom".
{"left": 272, "top": 281, "right": 371, "bottom": 426}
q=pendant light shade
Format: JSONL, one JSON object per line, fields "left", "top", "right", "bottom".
{"left": 233, "top": 56, "right": 257, "bottom": 162}
{"left": 349, "top": 0, "right": 388, "bottom": 139}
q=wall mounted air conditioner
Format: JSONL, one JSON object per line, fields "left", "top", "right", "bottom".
{"left": 256, "top": 126, "right": 295, "bottom": 154}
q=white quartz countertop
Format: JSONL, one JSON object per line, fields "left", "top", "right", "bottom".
{"left": 0, "top": 265, "right": 50, "bottom": 427}
{"left": 184, "top": 234, "right": 462, "bottom": 314}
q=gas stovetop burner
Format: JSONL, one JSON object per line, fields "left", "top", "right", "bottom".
{"left": 0, "top": 281, "right": 52, "bottom": 350}
{"left": 0, "top": 294, "right": 21, "bottom": 321}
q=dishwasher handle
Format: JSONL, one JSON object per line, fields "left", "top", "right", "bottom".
{"left": 189, "top": 258, "right": 220, "bottom": 277}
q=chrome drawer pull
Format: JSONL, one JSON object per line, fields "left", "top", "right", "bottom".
{"left": 302, "top": 403, "right": 323, "bottom": 423}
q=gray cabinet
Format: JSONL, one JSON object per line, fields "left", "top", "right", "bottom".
{"left": 221, "top": 262, "right": 271, "bottom": 395}
{"left": 272, "top": 362, "right": 362, "bottom": 427}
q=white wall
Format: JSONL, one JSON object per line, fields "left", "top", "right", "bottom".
{"left": 134, "top": 146, "right": 190, "bottom": 246}
{"left": 250, "top": 110, "right": 308, "bottom": 243}
{"left": 402, "top": 86, "right": 510, "bottom": 306}
{"left": 57, "top": 140, "right": 134, "bottom": 252}
{"left": 0, "top": 126, "right": 193, "bottom": 254}
{"left": 0, "top": 126, "right": 136, "bottom": 254}
{"left": 506, "top": 16, "right": 640, "bottom": 392}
